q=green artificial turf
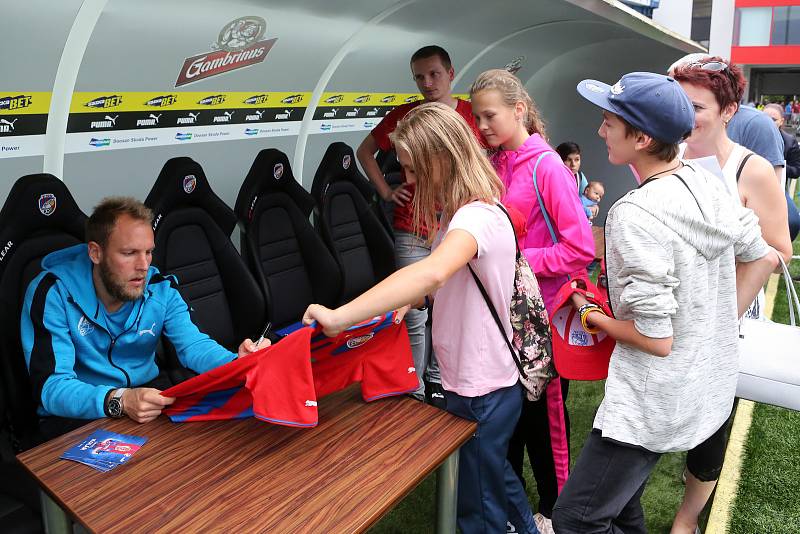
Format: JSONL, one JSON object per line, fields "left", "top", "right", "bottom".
{"left": 370, "top": 377, "right": 691, "bottom": 533}
{"left": 726, "top": 236, "right": 800, "bottom": 533}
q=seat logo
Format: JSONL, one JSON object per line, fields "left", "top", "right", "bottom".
{"left": 273, "top": 162, "right": 283, "bottom": 180}
{"left": 0, "top": 241, "right": 13, "bottom": 263}
{"left": 346, "top": 333, "right": 373, "bottom": 349}
{"left": 342, "top": 154, "right": 351, "bottom": 170}
{"left": 38, "top": 193, "right": 56, "bottom": 216}
{"left": 183, "top": 174, "right": 197, "bottom": 194}
{"left": 78, "top": 316, "right": 94, "bottom": 336}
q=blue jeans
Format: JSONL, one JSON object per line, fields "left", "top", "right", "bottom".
{"left": 395, "top": 231, "right": 440, "bottom": 397}
{"left": 445, "top": 383, "right": 537, "bottom": 534}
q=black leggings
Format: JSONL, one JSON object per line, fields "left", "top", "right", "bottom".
{"left": 685, "top": 408, "right": 734, "bottom": 482}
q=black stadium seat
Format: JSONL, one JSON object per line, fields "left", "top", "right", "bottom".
{"left": 0, "top": 174, "right": 87, "bottom": 451}
{"left": 234, "top": 149, "right": 341, "bottom": 330}
{"left": 0, "top": 173, "right": 86, "bottom": 533}
{"left": 145, "top": 157, "right": 265, "bottom": 383}
{"left": 311, "top": 142, "right": 396, "bottom": 303}
{"left": 311, "top": 141, "right": 394, "bottom": 239}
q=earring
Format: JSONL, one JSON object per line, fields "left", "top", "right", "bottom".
{"left": 723, "top": 119, "right": 729, "bottom": 127}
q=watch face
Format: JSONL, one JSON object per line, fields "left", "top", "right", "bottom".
{"left": 108, "top": 398, "right": 123, "bottom": 418}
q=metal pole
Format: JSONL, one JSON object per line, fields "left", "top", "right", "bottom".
{"left": 435, "top": 449, "right": 459, "bottom": 534}
{"left": 40, "top": 490, "right": 71, "bottom": 534}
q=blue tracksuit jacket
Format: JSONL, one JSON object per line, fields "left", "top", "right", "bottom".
{"left": 20, "top": 244, "right": 235, "bottom": 419}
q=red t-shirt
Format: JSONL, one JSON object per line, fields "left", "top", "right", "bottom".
{"left": 370, "top": 99, "right": 482, "bottom": 234}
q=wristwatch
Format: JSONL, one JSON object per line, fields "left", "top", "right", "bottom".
{"left": 106, "top": 388, "right": 127, "bottom": 418}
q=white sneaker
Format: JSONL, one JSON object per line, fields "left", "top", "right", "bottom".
{"left": 534, "top": 513, "right": 555, "bottom": 534}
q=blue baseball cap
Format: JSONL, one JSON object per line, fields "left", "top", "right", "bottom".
{"left": 576, "top": 72, "right": 694, "bottom": 144}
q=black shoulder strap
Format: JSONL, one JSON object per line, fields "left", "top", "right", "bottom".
{"left": 736, "top": 153, "right": 755, "bottom": 183}
{"left": 672, "top": 171, "right": 705, "bottom": 221}
{"left": 467, "top": 264, "right": 526, "bottom": 377}
{"left": 465, "top": 203, "right": 526, "bottom": 377}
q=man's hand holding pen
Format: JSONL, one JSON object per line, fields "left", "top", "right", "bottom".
{"left": 236, "top": 321, "right": 272, "bottom": 359}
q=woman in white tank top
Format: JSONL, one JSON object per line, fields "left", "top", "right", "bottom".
{"left": 676, "top": 78, "right": 791, "bottom": 320}
{"left": 669, "top": 58, "right": 792, "bottom": 534}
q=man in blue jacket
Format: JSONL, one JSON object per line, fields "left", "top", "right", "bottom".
{"left": 21, "top": 197, "right": 265, "bottom": 439}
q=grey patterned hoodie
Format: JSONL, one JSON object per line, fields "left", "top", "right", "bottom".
{"left": 595, "top": 162, "right": 770, "bottom": 452}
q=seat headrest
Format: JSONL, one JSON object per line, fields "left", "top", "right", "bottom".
{"left": 311, "top": 142, "right": 376, "bottom": 207}
{"left": 145, "top": 157, "right": 237, "bottom": 237}
{"left": 234, "top": 149, "right": 316, "bottom": 223}
{"left": 0, "top": 173, "right": 86, "bottom": 279}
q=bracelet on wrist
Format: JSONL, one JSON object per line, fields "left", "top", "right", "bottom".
{"left": 578, "top": 303, "right": 604, "bottom": 334}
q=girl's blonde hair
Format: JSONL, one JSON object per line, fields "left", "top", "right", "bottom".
{"left": 389, "top": 102, "right": 503, "bottom": 243}
{"left": 470, "top": 69, "right": 548, "bottom": 140}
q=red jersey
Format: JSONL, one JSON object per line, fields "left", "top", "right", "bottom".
{"left": 161, "top": 313, "right": 416, "bottom": 427}
{"left": 162, "top": 327, "right": 319, "bottom": 427}
{"left": 370, "top": 99, "right": 481, "bottom": 235}
{"left": 307, "top": 313, "right": 418, "bottom": 400}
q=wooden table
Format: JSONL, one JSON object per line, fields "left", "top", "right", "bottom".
{"left": 17, "top": 385, "right": 476, "bottom": 533}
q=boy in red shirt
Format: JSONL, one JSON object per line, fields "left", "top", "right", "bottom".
{"left": 356, "top": 45, "right": 481, "bottom": 405}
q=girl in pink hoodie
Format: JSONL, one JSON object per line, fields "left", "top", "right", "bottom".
{"left": 471, "top": 69, "right": 595, "bottom": 533}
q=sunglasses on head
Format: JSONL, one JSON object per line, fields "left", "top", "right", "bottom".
{"left": 687, "top": 60, "right": 728, "bottom": 72}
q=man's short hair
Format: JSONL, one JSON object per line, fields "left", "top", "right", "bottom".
{"left": 86, "top": 197, "right": 153, "bottom": 247}
{"left": 620, "top": 115, "right": 680, "bottom": 162}
{"left": 410, "top": 45, "right": 452, "bottom": 70}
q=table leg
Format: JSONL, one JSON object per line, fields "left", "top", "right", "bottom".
{"left": 435, "top": 448, "right": 459, "bottom": 534}
{"left": 40, "top": 490, "right": 71, "bottom": 534}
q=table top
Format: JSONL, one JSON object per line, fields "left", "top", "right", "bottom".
{"left": 18, "top": 385, "right": 475, "bottom": 534}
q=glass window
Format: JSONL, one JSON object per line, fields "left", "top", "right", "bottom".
{"left": 773, "top": 6, "right": 788, "bottom": 44}
{"left": 789, "top": 6, "right": 800, "bottom": 45}
{"left": 736, "top": 7, "right": 773, "bottom": 46}
{"left": 772, "top": 6, "right": 800, "bottom": 45}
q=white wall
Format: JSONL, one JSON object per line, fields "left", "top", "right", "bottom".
{"left": 709, "top": 0, "right": 734, "bottom": 59}
{"left": 653, "top": 0, "right": 694, "bottom": 39}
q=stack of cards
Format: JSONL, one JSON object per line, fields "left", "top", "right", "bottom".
{"left": 60, "top": 429, "right": 147, "bottom": 472}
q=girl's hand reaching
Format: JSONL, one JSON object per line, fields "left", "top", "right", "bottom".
{"left": 303, "top": 304, "right": 347, "bottom": 337}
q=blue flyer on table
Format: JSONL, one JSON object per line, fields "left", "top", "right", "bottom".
{"left": 60, "top": 429, "right": 147, "bottom": 472}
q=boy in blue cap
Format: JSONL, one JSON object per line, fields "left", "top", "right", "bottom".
{"left": 551, "top": 72, "right": 778, "bottom": 533}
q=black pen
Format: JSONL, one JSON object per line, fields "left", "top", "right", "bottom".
{"left": 255, "top": 321, "right": 272, "bottom": 348}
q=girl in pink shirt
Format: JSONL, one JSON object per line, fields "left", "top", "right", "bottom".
{"left": 471, "top": 69, "right": 595, "bottom": 532}
{"left": 304, "top": 102, "right": 539, "bottom": 534}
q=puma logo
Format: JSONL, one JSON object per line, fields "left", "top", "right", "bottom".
{"left": 407, "top": 367, "right": 416, "bottom": 374}
{"left": 138, "top": 322, "right": 156, "bottom": 337}
{"left": 305, "top": 400, "right": 317, "bottom": 407}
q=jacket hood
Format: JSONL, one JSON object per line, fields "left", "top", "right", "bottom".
{"left": 41, "top": 243, "right": 157, "bottom": 322}
{"left": 612, "top": 162, "right": 750, "bottom": 261}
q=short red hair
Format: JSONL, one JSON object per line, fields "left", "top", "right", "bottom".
{"left": 672, "top": 56, "right": 746, "bottom": 112}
